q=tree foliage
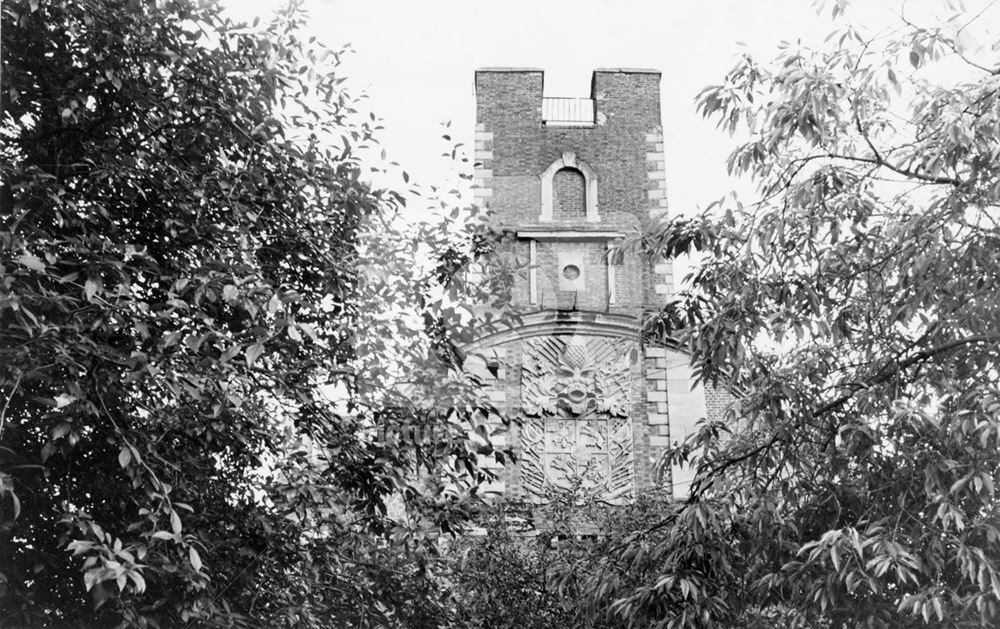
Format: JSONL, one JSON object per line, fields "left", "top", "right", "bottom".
{"left": 558, "top": 3, "right": 1000, "bottom": 628}
{"left": 0, "top": 1, "right": 499, "bottom": 627}
{"left": 446, "top": 489, "right": 676, "bottom": 629}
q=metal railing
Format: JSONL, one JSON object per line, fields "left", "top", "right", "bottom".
{"left": 542, "top": 97, "right": 595, "bottom": 126}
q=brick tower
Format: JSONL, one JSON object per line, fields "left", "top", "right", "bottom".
{"left": 467, "top": 68, "right": 726, "bottom": 501}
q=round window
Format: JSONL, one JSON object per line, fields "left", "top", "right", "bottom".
{"left": 562, "top": 264, "right": 581, "bottom": 280}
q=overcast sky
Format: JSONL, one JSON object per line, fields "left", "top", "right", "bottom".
{"left": 220, "top": 0, "right": 992, "bottom": 220}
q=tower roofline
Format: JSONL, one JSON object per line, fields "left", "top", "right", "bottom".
{"left": 475, "top": 67, "right": 544, "bottom": 72}
{"left": 475, "top": 67, "right": 662, "bottom": 100}
{"left": 593, "top": 67, "right": 661, "bottom": 74}
{"left": 474, "top": 67, "right": 660, "bottom": 74}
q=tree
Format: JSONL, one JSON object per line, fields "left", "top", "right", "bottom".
{"left": 557, "top": 3, "right": 1000, "bottom": 628}
{"left": 446, "top": 488, "right": 673, "bottom": 629}
{"left": 0, "top": 1, "right": 498, "bottom": 627}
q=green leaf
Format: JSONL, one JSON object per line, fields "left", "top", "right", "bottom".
{"left": 245, "top": 342, "right": 264, "bottom": 367}
{"left": 266, "top": 293, "right": 281, "bottom": 313}
{"left": 887, "top": 68, "right": 900, "bottom": 95}
{"left": 54, "top": 393, "right": 76, "bottom": 408}
{"left": 52, "top": 422, "right": 72, "bottom": 439}
{"left": 83, "top": 567, "right": 100, "bottom": 591}
{"left": 118, "top": 445, "right": 132, "bottom": 469}
{"left": 189, "top": 546, "right": 203, "bottom": 572}
{"left": 9, "top": 491, "right": 20, "bottom": 520}
{"left": 84, "top": 277, "right": 101, "bottom": 300}
{"left": 17, "top": 253, "right": 46, "bottom": 272}
{"left": 127, "top": 571, "right": 146, "bottom": 594}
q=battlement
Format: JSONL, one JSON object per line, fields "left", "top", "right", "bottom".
{"left": 475, "top": 68, "right": 662, "bottom": 129}
{"left": 473, "top": 66, "right": 666, "bottom": 233}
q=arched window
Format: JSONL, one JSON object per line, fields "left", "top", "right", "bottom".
{"left": 539, "top": 152, "right": 598, "bottom": 222}
{"left": 553, "top": 167, "right": 586, "bottom": 220}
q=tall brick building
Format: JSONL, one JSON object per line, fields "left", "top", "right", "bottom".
{"left": 466, "top": 68, "right": 727, "bottom": 501}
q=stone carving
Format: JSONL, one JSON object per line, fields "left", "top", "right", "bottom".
{"left": 521, "top": 336, "right": 632, "bottom": 418}
{"left": 519, "top": 335, "right": 636, "bottom": 502}
{"left": 519, "top": 414, "right": 634, "bottom": 501}
{"left": 519, "top": 416, "right": 546, "bottom": 495}
{"left": 607, "top": 417, "right": 634, "bottom": 500}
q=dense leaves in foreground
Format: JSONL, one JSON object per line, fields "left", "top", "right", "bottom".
{"left": 445, "top": 490, "right": 671, "bottom": 629}
{"left": 1, "top": 1, "right": 500, "bottom": 627}
{"left": 547, "top": 4, "right": 1000, "bottom": 628}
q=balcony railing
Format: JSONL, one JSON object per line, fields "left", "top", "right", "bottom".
{"left": 542, "top": 97, "right": 595, "bottom": 127}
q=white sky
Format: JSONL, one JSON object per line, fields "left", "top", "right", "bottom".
{"left": 220, "top": 0, "right": 993, "bottom": 220}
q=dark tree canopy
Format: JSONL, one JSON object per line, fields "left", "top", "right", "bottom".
{"left": 1, "top": 1, "right": 499, "bottom": 627}
{"left": 550, "top": 3, "right": 1000, "bottom": 628}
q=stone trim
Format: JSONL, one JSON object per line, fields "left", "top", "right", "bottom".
{"left": 644, "top": 350, "right": 672, "bottom": 489}
{"left": 646, "top": 126, "right": 672, "bottom": 302}
{"left": 606, "top": 242, "right": 616, "bottom": 306}
{"left": 464, "top": 312, "right": 642, "bottom": 352}
{"left": 528, "top": 240, "right": 538, "bottom": 305}
{"left": 473, "top": 123, "right": 494, "bottom": 209}
{"left": 516, "top": 229, "right": 623, "bottom": 240}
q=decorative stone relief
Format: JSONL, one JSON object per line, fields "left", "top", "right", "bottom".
{"left": 521, "top": 336, "right": 632, "bottom": 417}
{"left": 519, "top": 336, "right": 635, "bottom": 502}
{"left": 520, "top": 415, "right": 634, "bottom": 501}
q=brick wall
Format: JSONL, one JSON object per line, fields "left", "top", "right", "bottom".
{"left": 534, "top": 241, "right": 606, "bottom": 310}
{"left": 476, "top": 70, "right": 657, "bottom": 216}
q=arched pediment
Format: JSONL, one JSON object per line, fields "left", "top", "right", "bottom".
{"left": 465, "top": 311, "right": 637, "bottom": 353}
{"left": 465, "top": 311, "right": 689, "bottom": 354}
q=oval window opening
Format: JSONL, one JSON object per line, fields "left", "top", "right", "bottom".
{"left": 562, "top": 264, "right": 581, "bottom": 280}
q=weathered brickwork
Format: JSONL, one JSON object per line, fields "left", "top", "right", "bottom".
{"left": 470, "top": 68, "right": 728, "bottom": 501}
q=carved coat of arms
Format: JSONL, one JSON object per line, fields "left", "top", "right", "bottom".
{"left": 519, "top": 336, "right": 636, "bottom": 501}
